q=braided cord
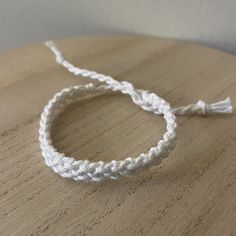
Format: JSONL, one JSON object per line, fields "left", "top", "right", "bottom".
{"left": 39, "top": 83, "right": 176, "bottom": 181}
{"left": 39, "top": 41, "right": 233, "bottom": 182}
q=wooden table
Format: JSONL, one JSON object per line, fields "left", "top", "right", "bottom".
{"left": 0, "top": 36, "right": 235, "bottom": 236}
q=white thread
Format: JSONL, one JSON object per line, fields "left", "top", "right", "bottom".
{"left": 39, "top": 40, "right": 233, "bottom": 182}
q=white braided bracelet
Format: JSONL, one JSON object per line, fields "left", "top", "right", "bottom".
{"left": 39, "top": 41, "right": 233, "bottom": 182}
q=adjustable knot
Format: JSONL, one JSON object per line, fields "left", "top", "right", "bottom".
{"left": 131, "top": 90, "right": 166, "bottom": 115}
{"left": 130, "top": 89, "right": 153, "bottom": 110}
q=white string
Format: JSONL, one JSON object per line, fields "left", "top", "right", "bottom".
{"left": 39, "top": 40, "right": 233, "bottom": 182}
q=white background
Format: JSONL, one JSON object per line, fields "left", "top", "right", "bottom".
{"left": 1, "top": 0, "right": 236, "bottom": 53}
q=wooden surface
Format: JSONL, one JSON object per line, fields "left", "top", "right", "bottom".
{"left": 0, "top": 36, "right": 236, "bottom": 236}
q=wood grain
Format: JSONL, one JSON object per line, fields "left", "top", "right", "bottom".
{"left": 0, "top": 36, "right": 235, "bottom": 236}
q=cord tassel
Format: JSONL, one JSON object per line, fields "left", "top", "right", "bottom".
{"left": 195, "top": 97, "right": 233, "bottom": 115}
{"left": 203, "top": 97, "right": 233, "bottom": 114}
{"left": 172, "top": 97, "right": 233, "bottom": 115}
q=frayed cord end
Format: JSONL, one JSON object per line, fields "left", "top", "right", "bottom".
{"left": 208, "top": 97, "right": 233, "bottom": 114}
{"left": 197, "top": 97, "right": 233, "bottom": 115}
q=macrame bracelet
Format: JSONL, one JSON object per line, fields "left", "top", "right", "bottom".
{"left": 39, "top": 41, "right": 233, "bottom": 182}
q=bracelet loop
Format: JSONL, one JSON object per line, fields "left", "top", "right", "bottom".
{"left": 39, "top": 83, "right": 177, "bottom": 181}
